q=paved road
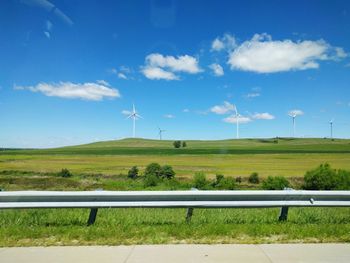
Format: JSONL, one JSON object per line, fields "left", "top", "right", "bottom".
{"left": 0, "top": 244, "right": 349, "bottom": 262}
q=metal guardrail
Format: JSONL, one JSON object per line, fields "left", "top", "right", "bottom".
{"left": 1, "top": 190, "right": 350, "bottom": 225}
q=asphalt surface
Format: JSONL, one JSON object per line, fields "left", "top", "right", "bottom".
{"left": 0, "top": 244, "right": 349, "bottom": 262}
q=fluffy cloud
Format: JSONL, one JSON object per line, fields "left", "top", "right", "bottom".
{"left": 211, "top": 33, "right": 236, "bottom": 52}
{"left": 288, "top": 109, "right": 304, "bottom": 116}
{"left": 228, "top": 33, "right": 347, "bottom": 73}
{"left": 141, "top": 53, "right": 201, "bottom": 80}
{"left": 209, "top": 63, "right": 224, "bottom": 76}
{"left": 252, "top": 112, "right": 275, "bottom": 120}
{"left": 210, "top": 101, "right": 235, "bottom": 114}
{"left": 14, "top": 81, "right": 120, "bottom": 101}
{"left": 223, "top": 115, "right": 251, "bottom": 124}
{"left": 142, "top": 66, "right": 178, "bottom": 80}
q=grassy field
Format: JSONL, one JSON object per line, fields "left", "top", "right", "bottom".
{"left": 1, "top": 208, "right": 350, "bottom": 246}
{"left": 0, "top": 138, "right": 350, "bottom": 246}
{"left": 1, "top": 138, "right": 350, "bottom": 178}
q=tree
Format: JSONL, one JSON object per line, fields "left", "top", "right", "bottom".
{"left": 128, "top": 166, "right": 139, "bottom": 179}
{"left": 173, "top": 141, "right": 181, "bottom": 148}
{"left": 144, "top": 163, "right": 161, "bottom": 177}
{"left": 182, "top": 141, "right": 187, "bottom": 147}
{"left": 160, "top": 165, "right": 175, "bottom": 179}
{"left": 58, "top": 168, "right": 72, "bottom": 178}
{"left": 248, "top": 172, "right": 260, "bottom": 184}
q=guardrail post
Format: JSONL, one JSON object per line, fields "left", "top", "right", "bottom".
{"left": 185, "top": 188, "right": 198, "bottom": 223}
{"left": 186, "top": 208, "right": 194, "bottom": 223}
{"left": 278, "top": 206, "right": 289, "bottom": 221}
{"left": 278, "top": 187, "right": 292, "bottom": 221}
{"left": 87, "top": 188, "right": 102, "bottom": 226}
{"left": 87, "top": 208, "right": 98, "bottom": 226}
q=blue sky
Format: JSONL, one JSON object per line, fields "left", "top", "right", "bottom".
{"left": 1, "top": 0, "right": 350, "bottom": 148}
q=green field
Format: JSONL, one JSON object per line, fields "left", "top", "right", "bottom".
{"left": 1, "top": 138, "right": 350, "bottom": 246}
{"left": 1, "top": 138, "right": 350, "bottom": 178}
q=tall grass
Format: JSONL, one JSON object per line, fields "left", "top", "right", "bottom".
{"left": 0, "top": 207, "right": 349, "bottom": 246}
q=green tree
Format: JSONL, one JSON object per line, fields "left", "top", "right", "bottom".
{"left": 248, "top": 172, "right": 260, "bottom": 184}
{"left": 173, "top": 141, "right": 181, "bottom": 148}
{"left": 58, "top": 168, "right": 72, "bottom": 178}
{"left": 128, "top": 166, "right": 139, "bottom": 179}
{"left": 160, "top": 165, "right": 175, "bottom": 179}
{"left": 182, "top": 141, "right": 187, "bottom": 147}
{"left": 144, "top": 163, "right": 161, "bottom": 177}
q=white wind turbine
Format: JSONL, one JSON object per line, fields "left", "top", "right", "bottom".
{"left": 329, "top": 119, "right": 334, "bottom": 139}
{"left": 233, "top": 105, "right": 240, "bottom": 139}
{"left": 158, "top": 127, "right": 166, "bottom": 140}
{"left": 126, "top": 104, "right": 142, "bottom": 138}
{"left": 288, "top": 110, "right": 303, "bottom": 137}
{"left": 289, "top": 112, "right": 297, "bottom": 137}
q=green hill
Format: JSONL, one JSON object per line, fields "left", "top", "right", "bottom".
{"left": 2, "top": 137, "right": 350, "bottom": 155}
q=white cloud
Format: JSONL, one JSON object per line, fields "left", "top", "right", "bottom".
{"left": 211, "top": 33, "right": 236, "bottom": 52}
{"left": 288, "top": 109, "right": 304, "bottom": 116}
{"left": 164, "top": 114, "right": 175, "bottom": 118}
{"left": 246, "top": 93, "right": 260, "bottom": 98}
{"left": 141, "top": 53, "right": 202, "bottom": 80}
{"left": 122, "top": 110, "right": 131, "bottom": 115}
{"left": 252, "top": 112, "right": 275, "bottom": 120}
{"left": 96, "top": 80, "right": 110, "bottom": 86}
{"left": 210, "top": 101, "right": 235, "bottom": 115}
{"left": 183, "top": 109, "right": 189, "bottom": 113}
{"left": 228, "top": 33, "right": 347, "bottom": 73}
{"left": 223, "top": 115, "right": 251, "bottom": 124}
{"left": 14, "top": 81, "right": 120, "bottom": 101}
{"left": 209, "top": 63, "right": 224, "bottom": 76}
{"left": 117, "top": 73, "right": 127, "bottom": 79}
{"left": 109, "top": 66, "right": 132, "bottom": 79}
{"left": 142, "top": 67, "right": 178, "bottom": 80}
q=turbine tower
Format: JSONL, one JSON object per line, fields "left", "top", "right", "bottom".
{"left": 288, "top": 113, "right": 297, "bottom": 137}
{"left": 158, "top": 127, "right": 166, "bottom": 140}
{"left": 126, "top": 104, "right": 142, "bottom": 138}
{"left": 233, "top": 105, "right": 240, "bottom": 139}
{"left": 329, "top": 119, "right": 333, "bottom": 139}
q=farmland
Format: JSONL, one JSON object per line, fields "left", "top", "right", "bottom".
{"left": 1, "top": 137, "right": 350, "bottom": 246}
{"left": 1, "top": 138, "right": 350, "bottom": 178}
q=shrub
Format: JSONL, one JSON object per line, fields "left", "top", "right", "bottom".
{"left": 193, "top": 172, "right": 208, "bottom": 189}
{"left": 303, "top": 163, "right": 337, "bottom": 190}
{"left": 182, "top": 141, "right": 187, "bottom": 147}
{"left": 335, "top": 169, "right": 350, "bottom": 190}
{"left": 214, "top": 175, "right": 236, "bottom": 190}
{"left": 127, "top": 166, "right": 139, "bottom": 179}
{"left": 173, "top": 141, "right": 181, "bottom": 148}
{"left": 143, "top": 174, "right": 159, "bottom": 187}
{"left": 160, "top": 165, "right": 175, "bottom": 179}
{"left": 144, "top": 163, "right": 161, "bottom": 177}
{"left": 58, "top": 168, "right": 72, "bottom": 178}
{"left": 248, "top": 172, "right": 260, "bottom": 184}
{"left": 303, "top": 163, "right": 350, "bottom": 190}
{"left": 235, "top": 176, "right": 242, "bottom": 183}
{"left": 262, "top": 176, "right": 290, "bottom": 190}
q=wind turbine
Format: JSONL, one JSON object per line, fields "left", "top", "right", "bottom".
{"left": 288, "top": 112, "right": 297, "bottom": 137}
{"left": 158, "top": 127, "right": 166, "bottom": 140}
{"left": 233, "top": 105, "right": 240, "bottom": 139}
{"left": 126, "top": 104, "right": 142, "bottom": 138}
{"left": 329, "top": 119, "right": 334, "bottom": 139}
